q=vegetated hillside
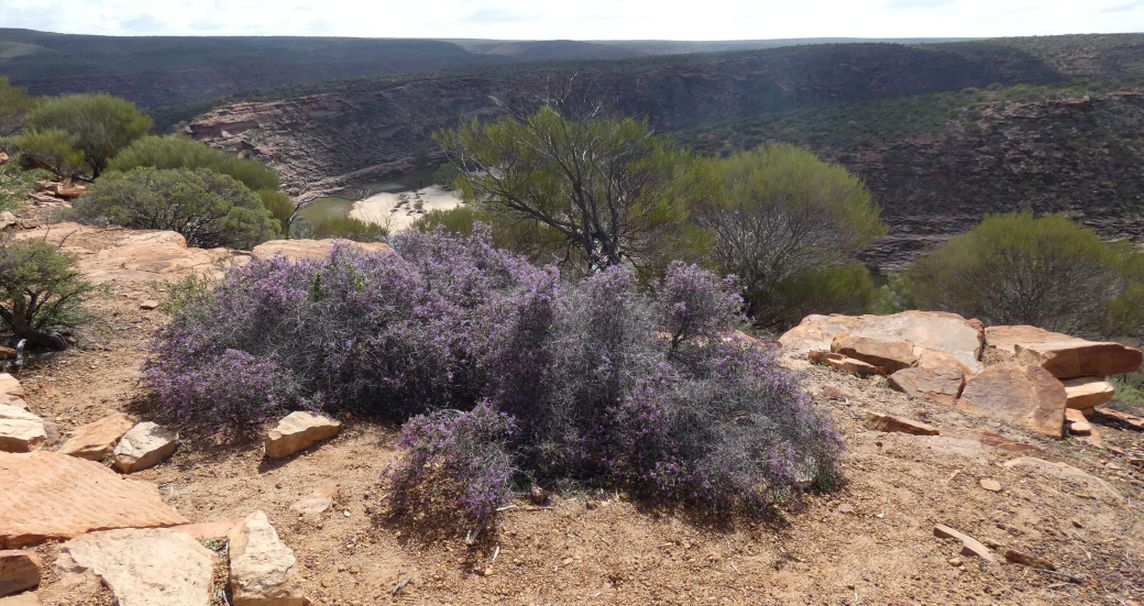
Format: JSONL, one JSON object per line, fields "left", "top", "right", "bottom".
{"left": 683, "top": 82, "right": 1144, "bottom": 270}
{"left": 186, "top": 39, "right": 1074, "bottom": 199}
{"left": 0, "top": 28, "right": 963, "bottom": 115}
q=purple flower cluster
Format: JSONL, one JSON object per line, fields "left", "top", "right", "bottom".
{"left": 146, "top": 229, "right": 842, "bottom": 526}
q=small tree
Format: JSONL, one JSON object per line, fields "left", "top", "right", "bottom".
{"left": 906, "top": 212, "right": 1142, "bottom": 336}
{"left": 436, "top": 103, "right": 701, "bottom": 273}
{"left": 108, "top": 136, "right": 279, "bottom": 190}
{"left": 0, "top": 237, "right": 93, "bottom": 350}
{"left": 13, "top": 128, "right": 86, "bottom": 179}
{"left": 696, "top": 143, "right": 885, "bottom": 324}
{"left": 72, "top": 167, "right": 279, "bottom": 249}
{"left": 27, "top": 93, "right": 152, "bottom": 178}
{"left": 0, "top": 78, "right": 38, "bottom": 138}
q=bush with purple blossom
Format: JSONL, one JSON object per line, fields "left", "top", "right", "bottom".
{"left": 146, "top": 229, "right": 841, "bottom": 529}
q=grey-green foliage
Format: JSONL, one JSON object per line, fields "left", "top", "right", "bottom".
{"left": 906, "top": 212, "right": 1144, "bottom": 337}
{"left": 27, "top": 93, "right": 152, "bottom": 177}
{"left": 12, "top": 128, "right": 85, "bottom": 179}
{"left": 696, "top": 143, "right": 886, "bottom": 326}
{"left": 0, "top": 77, "right": 38, "bottom": 137}
{"left": 0, "top": 237, "right": 93, "bottom": 350}
{"left": 72, "top": 167, "right": 279, "bottom": 249}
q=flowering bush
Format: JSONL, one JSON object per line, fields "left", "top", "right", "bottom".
{"left": 147, "top": 229, "right": 841, "bottom": 528}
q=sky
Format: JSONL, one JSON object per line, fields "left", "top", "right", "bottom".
{"left": 1, "top": 0, "right": 1143, "bottom": 40}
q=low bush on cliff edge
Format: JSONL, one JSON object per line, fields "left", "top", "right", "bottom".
{"left": 0, "top": 237, "right": 93, "bottom": 350}
{"left": 147, "top": 229, "right": 841, "bottom": 527}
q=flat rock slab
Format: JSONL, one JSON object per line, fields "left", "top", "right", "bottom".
{"left": 889, "top": 366, "right": 965, "bottom": 406}
{"left": 1065, "top": 409, "right": 1092, "bottom": 436}
{"left": 1061, "top": 377, "right": 1115, "bottom": 410}
{"left": 0, "top": 407, "right": 45, "bottom": 454}
{"left": 0, "top": 376, "right": 23, "bottom": 398}
{"left": 1003, "top": 548, "right": 1055, "bottom": 570}
{"left": 777, "top": 314, "right": 864, "bottom": 369}
{"left": 0, "top": 550, "right": 40, "bottom": 597}
{"left": 0, "top": 451, "right": 187, "bottom": 548}
{"left": 57, "top": 528, "right": 215, "bottom": 606}
{"left": 863, "top": 412, "right": 940, "bottom": 436}
{"left": 229, "top": 511, "right": 307, "bottom": 606}
{"left": 831, "top": 334, "right": 917, "bottom": 373}
{"left": 1002, "top": 456, "right": 1123, "bottom": 504}
{"left": 808, "top": 351, "right": 881, "bottom": 377}
{"left": 958, "top": 364, "right": 1067, "bottom": 438}
{"left": 58, "top": 412, "right": 134, "bottom": 461}
{"left": 1098, "top": 408, "right": 1144, "bottom": 430}
{"left": 933, "top": 524, "right": 994, "bottom": 561}
{"left": 0, "top": 593, "right": 39, "bottom": 605}
{"left": 265, "top": 411, "right": 341, "bottom": 460}
{"left": 251, "top": 239, "right": 393, "bottom": 262}
{"left": 985, "top": 325, "right": 1076, "bottom": 355}
{"left": 1005, "top": 332, "right": 1142, "bottom": 379}
{"left": 113, "top": 422, "right": 177, "bottom": 473}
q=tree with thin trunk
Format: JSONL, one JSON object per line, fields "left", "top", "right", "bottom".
{"left": 27, "top": 93, "right": 152, "bottom": 178}
{"left": 0, "top": 237, "right": 93, "bottom": 351}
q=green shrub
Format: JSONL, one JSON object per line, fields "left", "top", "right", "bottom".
{"left": 256, "top": 189, "right": 293, "bottom": 234}
{"left": 905, "top": 212, "right": 1143, "bottom": 337}
{"left": 0, "top": 155, "right": 50, "bottom": 212}
{"left": 0, "top": 77, "right": 38, "bottom": 137}
{"left": 72, "top": 167, "right": 279, "bottom": 249}
{"left": 13, "top": 128, "right": 85, "bottom": 179}
{"left": 108, "top": 136, "right": 279, "bottom": 191}
{"left": 27, "top": 93, "right": 152, "bottom": 178}
{"left": 0, "top": 237, "right": 93, "bottom": 350}
{"left": 307, "top": 216, "right": 387, "bottom": 242}
{"left": 750, "top": 261, "right": 881, "bottom": 329}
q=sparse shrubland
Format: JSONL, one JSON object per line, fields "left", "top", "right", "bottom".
{"left": 147, "top": 229, "right": 841, "bottom": 527}
{"left": 12, "top": 128, "right": 86, "bottom": 180}
{"left": 0, "top": 155, "right": 49, "bottom": 212}
{"left": 71, "top": 167, "right": 279, "bottom": 248}
{"left": 26, "top": 93, "right": 152, "bottom": 178}
{"left": 0, "top": 77, "right": 38, "bottom": 137}
{"left": 306, "top": 216, "right": 387, "bottom": 241}
{"left": 906, "top": 212, "right": 1144, "bottom": 337}
{"left": 0, "top": 236, "right": 93, "bottom": 350}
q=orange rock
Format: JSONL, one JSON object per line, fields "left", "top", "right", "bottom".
{"left": 0, "top": 550, "right": 40, "bottom": 596}
{"left": 863, "top": 411, "right": 940, "bottom": 436}
{"left": 113, "top": 422, "right": 177, "bottom": 473}
{"left": 58, "top": 412, "right": 134, "bottom": 461}
{"left": 0, "top": 376, "right": 23, "bottom": 398}
{"left": 808, "top": 351, "right": 881, "bottom": 377}
{"left": 985, "top": 325, "right": 1076, "bottom": 355}
{"left": 998, "top": 331, "right": 1142, "bottom": 378}
{"left": 1061, "top": 377, "right": 1115, "bottom": 410}
{"left": 933, "top": 524, "right": 994, "bottom": 561}
{"left": 1064, "top": 409, "right": 1092, "bottom": 436}
{"left": 831, "top": 334, "right": 916, "bottom": 373}
{"left": 0, "top": 407, "right": 45, "bottom": 454}
{"left": 888, "top": 366, "right": 965, "bottom": 406}
{"left": 957, "top": 365, "right": 1067, "bottom": 438}
{"left": 264, "top": 412, "right": 341, "bottom": 460}
{"left": 1098, "top": 408, "right": 1144, "bottom": 430}
{"left": 0, "top": 451, "right": 187, "bottom": 548}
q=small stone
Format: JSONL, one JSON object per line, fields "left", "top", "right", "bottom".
{"left": 837, "top": 503, "right": 854, "bottom": 514}
{"left": 979, "top": 478, "right": 1002, "bottom": 492}
{"left": 1064, "top": 409, "right": 1092, "bottom": 436}
{"left": 948, "top": 557, "right": 963, "bottom": 566}
{"left": 228, "top": 511, "right": 307, "bottom": 606}
{"left": 264, "top": 412, "right": 341, "bottom": 460}
{"left": 1003, "top": 548, "right": 1055, "bottom": 570}
{"left": 0, "top": 407, "right": 45, "bottom": 454}
{"left": 138, "top": 300, "right": 160, "bottom": 310}
{"left": 58, "top": 412, "right": 134, "bottom": 460}
{"left": 863, "top": 411, "right": 940, "bottom": 436}
{"left": 933, "top": 524, "right": 995, "bottom": 562}
{"left": 0, "top": 550, "right": 41, "bottom": 596}
{"left": 113, "top": 422, "right": 177, "bottom": 473}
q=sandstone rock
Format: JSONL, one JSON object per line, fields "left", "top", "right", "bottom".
{"left": 863, "top": 412, "right": 940, "bottom": 436}
{"left": 0, "top": 550, "right": 40, "bottom": 597}
{"left": 265, "top": 411, "right": 340, "bottom": 460}
{"left": 986, "top": 325, "right": 1076, "bottom": 355}
{"left": 57, "top": 528, "right": 215, "bottom": 606}
{"left": 1065, "top": 409, "right": 1092, "bottom": 436}
{"left": 0, "top": 376, "right": 23, "bottom": 398}
{"left": 0, "top": 451, "right": 187, "bottom": 547}
{"left": 290, "top": 495, "right": 333, "bottom": 520}
{"left": 167, "top": 517, "right": 245, "bottom": 541}
{"left": 0, "top": 397, "right": 25, "bottom": 411}
{"left": 888, "top": 366, "right": 965, "bottom": 406}
{"left": 228, "top": 511, "right": 307, "bottom": 606}
{"left": 1061, "top": 377, "right": 1115, "bottom": 410}
{"left": 58, "top": 412, "right": 134, "bottom": 461}
{"left": 138, "top": 300, "right": 160, "bottom": 310}
{"left": 1003, "top": 548, "right": 1055, "bottom": 570}
{"left": 0, "top": 407, "right": 45, "bottom": 454}
{"left": 777, "top": 314, "right": 864, "bottom": 368}
{"left": 0, "top": 348, "right": 14, "bottom": 361}
{"left": 1002, "top": 456, "right": 1123, "bottom": 504}
{"left": 831, "top": 334, "right": 917, "bottom": 373}
{"left": 44, "top": 183, "right": 86, "bottom": 200}
{"left": 1012, "top": 339, "right": 1141, "bottom": 379}
{"left": 0, "top": 213, "right": 17, "bottom": 231}
{"left": 979, "top": 478, "right": 1002, "bottom": 492}
{"left": 251, "top": 239, "right": 393, "bottom": 262}
{"left": 957, "top": 365, "right": 1067, "bottom": 438}
{"left": 1098, "top": 408, "right": 1144, "bottom": 430}
{"left": 808, "top": 351, "right": 881, "bottom": 377}
{"left": 113, "top": 422, "right": 177, "bottom": 473}
{"left": 0, "top": 592, "right": 39, "bottom": 605}
{"left": 933, "top": 524, "right": 994, "bottom": 561}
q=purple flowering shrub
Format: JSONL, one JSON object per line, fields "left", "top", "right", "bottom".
{"left": 147, "top": 229, "right": 841, "bottom": 528}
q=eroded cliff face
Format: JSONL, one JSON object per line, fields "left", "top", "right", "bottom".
{"left": 187, "top": 43, "right": 1063, "bottom": 201}
{"left": 831, "top": 92, "right": 1144, "bottom": 270}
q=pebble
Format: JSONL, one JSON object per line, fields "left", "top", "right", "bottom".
{"left": 979, "top": 478, "right": 1002, "bottom": 492}
{"left": 948, "top": 558, "right": 963, "bottom": 566}
{"left": 837, "top": 503, "right": 855, "bottom": 514}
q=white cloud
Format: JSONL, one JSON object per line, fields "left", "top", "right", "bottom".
{"left": 0, "top": 0, "right": 1141, "bottom": 39}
